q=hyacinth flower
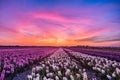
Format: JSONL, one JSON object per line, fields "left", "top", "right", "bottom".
{"left": 66, "top": 49, "right": 120, "bottom": 80}
{"left": 26, "top": 48, "right": 89, "bottom": 80}
{"left": 0, "top": 48, "right": 57, "bottom": 80}
{"left": 83, "top": 71, "right": 88, "bottom": 80}
{"left": 0, "top": 70, "right": 5, "bottom": 80}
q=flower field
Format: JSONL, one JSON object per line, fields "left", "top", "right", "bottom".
{"left": 67, "top": 47, "right": 120, "bottom": 62}
{"left": 64, "top": 49, "right": 120, "bottom": 80}
{"left": 0, "top": 47, "right": 57, "bottom": 80}
{"left": 27, "top": 48, "right": 87, "bottom": 80}
{"left": 0, "top": 47, "right": 120, "bottom": 80}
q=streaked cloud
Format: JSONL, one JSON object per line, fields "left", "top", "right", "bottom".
{"left": 0, "top": 0, "right": 120, "bottom": 46}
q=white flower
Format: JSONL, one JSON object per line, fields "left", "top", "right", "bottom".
{"left": 112, "top": 72, "right": 116, "bottom": 77}
{"left": 92, "top": 78, "right": 97, "bottom": 80}
{"left": 27, "top": 75, "right": 32, "bottom": 80}
{"left": 46, "top": 69, "right": 49, "bottom": 73}
{"left": 49, "top": 73, "right": 54, "bottom": 77}
{"left": 42, "top": 64, "right": 45, "bottom": 68}
{"left": 36, "top": 73, "right": 40, "bottom": 77}
{"left": 43, "top": 76, "right": 47, "bottom": 80}
{"left": 48, "top": 78, "right": 53, "bottom": 80}
{"left": 65, "top": 69, "right": 70, "bottom": 76}
{"left": 70, "top": 75, "right": 74, "bottom": 80}
{"left": 32, "top": 68, "right": 36, "bottom": 73}
{"left": 56, "top": 66, "right": 59, "bottom": 70}
{"left": 46, "top": 66, "right": 49, "bottom": 70}
{"left": 83, "top": 72, "right": 88, "bottom": 80}
{"left": 36, "top": 66, "right": 42, "bottom": 72}
{"left": 76, "top": 73, "right": 80, "bottom": 78}
{"left": 106, "top": 75, "right": 112, "bottom": 80}
{"left": 63, "top": 77, "right": 68, "bottom": 80}
{"left": 46, "top": 72, "right": 54, "bottom": 78}
{"left": 58, "top": 71, "right": 62, "bottom": 76}
{"left": 97, "top": 68, "right": 101, "bottom": 72}
{"left": 31, "top": 72, "right": 35, "bottom": 77}
{"left": 79, "top": 69, "right": 81, "bottom": 73}
{"left": 92, "top": 67, "right": 96, "bottom": 70}
{"left": 116, "top": 68, "right": 120, "bottom": 74}
{"left": 33, "top": 78, "right": 36, "bottom": 80}
{"left": 35, "top": 76, "right": 40, "bottom": 80}
{"left": 101, "top": 69, "right": 105, "bottom": 74}
{"left": 83, "top": 69, "right": 86, "bottom": 72}
{"left": 55, "top": 76, "right": 59, "bottom": 80}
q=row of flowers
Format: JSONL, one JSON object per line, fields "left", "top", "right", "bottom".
{"left": 65, "top": 49, "right": 120, "bottom": 80}
{"left": 27, "top": 48, "right": 95, "bottom": 80}
{"left": 0, "top": 48, "right": 56, "bottom": 80}
{"left": 67, "top": 47, "right": 120, "bottom": 62}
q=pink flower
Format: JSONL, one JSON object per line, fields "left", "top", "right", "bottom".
{"left": 0, "top": 70, "right": 5, "bottom": 80}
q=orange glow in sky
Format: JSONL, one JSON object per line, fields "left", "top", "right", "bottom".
{"left": 0, "top": 0, "right": 120, "bottom": 46}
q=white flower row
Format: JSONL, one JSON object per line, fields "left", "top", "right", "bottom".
{"left": 27, "top": 48, "right": 90, "bottom": 80}
{"left": 67, "top": 49, "right": 120, "bottom": 80}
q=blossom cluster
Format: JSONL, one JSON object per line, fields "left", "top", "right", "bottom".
{"left": 27, "top": 48, "right": 89, "bottom": 80}
{"left": 0, "top": 48, "right": 56, "bottom": 80}
{"left": 67, "top": 50, "right": 120, "bottom": 80}
{"left": 68, "top": 47, "right": 120, "bottom": 62}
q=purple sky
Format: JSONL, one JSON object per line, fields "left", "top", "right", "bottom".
{"left": 0, "top": 0, "right": 120, "bottom": 46}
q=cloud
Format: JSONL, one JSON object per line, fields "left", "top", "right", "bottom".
{"left": 0, "top": 0, "right": 120, "bottom": 46}
{"left": 0, "top": 24, "right": 18, "bottom": 33}
{"left": 93, "top": 33, "right": 120, "bottom": 42}
{"left": 31, "top": 11, "right": 95, "bottom": 25}
{"left": 74, "top": 31, "right": 120, "bottom": 44}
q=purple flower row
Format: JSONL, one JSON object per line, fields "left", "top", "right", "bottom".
{"left": 67, "top": 47, "right": 120, "bottom": 61}
{"left": 0, "top": 47, "right": 57, "bottom": 80}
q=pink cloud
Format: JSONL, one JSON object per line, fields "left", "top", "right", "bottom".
{"left": 31, "top": 11, "right": 95, "bottom": 25}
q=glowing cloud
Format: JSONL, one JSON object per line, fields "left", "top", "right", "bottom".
{"left": 0, "top": 0, "right": 120, "bottom": 46}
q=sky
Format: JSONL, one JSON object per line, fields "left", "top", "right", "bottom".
{"left": 0, "top": 0, "right": 120, "bottom": 46}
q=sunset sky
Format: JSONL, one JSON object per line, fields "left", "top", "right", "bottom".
{"left": 0, "top": 0, "right": 120, "bottom": 46}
